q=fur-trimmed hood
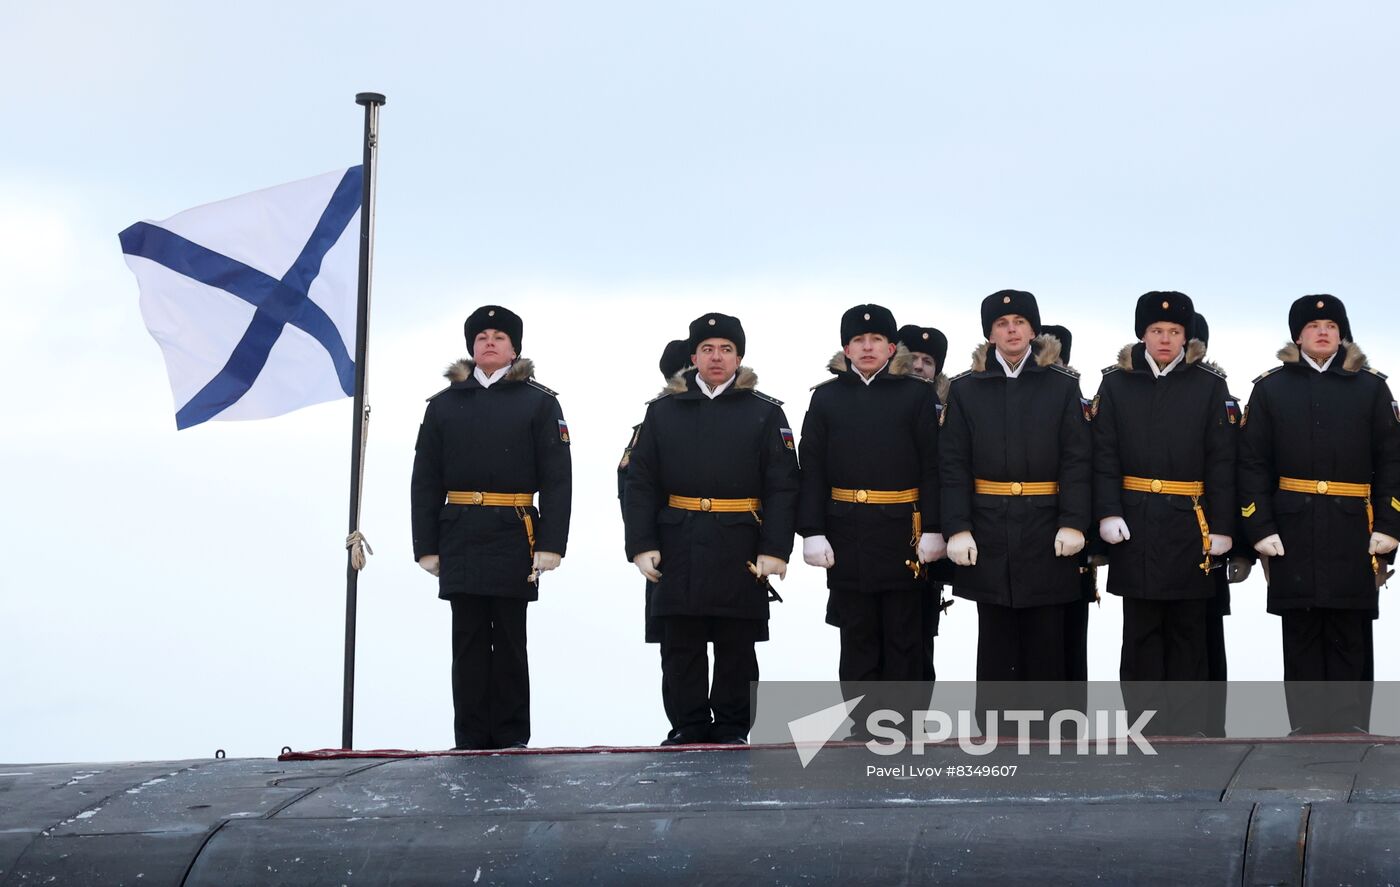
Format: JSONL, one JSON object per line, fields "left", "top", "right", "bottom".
{"left": 443, "top": 357, "right": 535, "bottom": 384}
{"left": 969, "top": 332, "right": 1064, "bottom": 374}
{"left": 1277, "top": 340, "right": 1367, "bottom": 373}
{"left": 1115, "top": 339, "right": 1210, "bottom": 373}
{"left": 656, "top": 365, "right": 759, "bottom": 399}
{"left": 825, "top": 342, "right": 917, "bottom": 380}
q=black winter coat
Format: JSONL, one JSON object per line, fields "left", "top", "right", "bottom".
{"left": 1092, "top": 340, "right": 1237, "bottom": 600}
{"left": 797, "top": 347, "right": 942, "bottom": 595}
{"left": 1238, "top": 342, "right": 1400, "bottom": 614}
{"left": 940, "top": 336, "right": 1093, "bottom": 608}
{"left": 411, "top": 358, "right": 573, "bottom": 601}
{"left": 624, "top": 367, "right": 800, "bottom": 623}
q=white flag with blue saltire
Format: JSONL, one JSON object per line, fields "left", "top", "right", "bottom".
{"left": 120, "top": 167, "right": 363, "bottom": 429}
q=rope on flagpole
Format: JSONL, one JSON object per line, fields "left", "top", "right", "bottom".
{"left": 346, "top": 530, "right": 374, "bottom": 570}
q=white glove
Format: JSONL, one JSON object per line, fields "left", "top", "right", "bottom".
{"left": 752, "top": 555, "right": 788, "bottom": 580}
{"left": 803, "top": 535, "right": 835, "bottom": 568}
{"left": 1208, "top": 534, "right": 1233, "bottom": 557}
{"left": 1227, "top": 557, "right": 1252, "bottom": 583}
{"left": 947, "top": 531, "right": 978, "bottom": 567}
{"left": 1369, "top": 532, "right": 1399, "bottom": 556}
{"left": 1099, "top": 517, "right": 1131, "bottom": 545}
{"left": 917, "top": 532, "right": 947, "bottom": 564}
{"left": 1254, "top": 534, "right": 1285, "bottom": 558}
{"left": 1055, "top": 527, "right": 1085, "bottom": 557}
{"left": 532, "top": 551, "right": 562, "bottom": 573}
{"left": 418, "top": 555, "right": 441, "bottom": 577}
{"left": 634, "top": 550, "right": 662, "bottom": 582}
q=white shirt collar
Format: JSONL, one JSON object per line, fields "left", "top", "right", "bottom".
{"left": 473, "top": 364, "right": 511, "bottom": 388}
{"left": 697, "top": 373, "right": 737, "bottom": 399}
{"left": 1302, "top": 350, "right": 1336, "bottom": 373}
{"left": 856, "top": 359, "right": 890, "bottom": 386}
{"left": 994, "top": 348, "right": 1029, "bottom": 379}
{"left": 1147, "top": 348, "right": 1186, "bottom": 379}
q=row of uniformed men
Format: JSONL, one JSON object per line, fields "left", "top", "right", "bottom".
{"left": 410, "top": 293, "right": 1399, "bottom": 749}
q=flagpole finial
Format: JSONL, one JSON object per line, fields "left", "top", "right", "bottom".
{"left": 356, "top": 92, "right": 386, "bottom": 106}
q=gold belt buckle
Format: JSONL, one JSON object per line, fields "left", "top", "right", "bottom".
{"left": 1010, "top": 482, "right": 1023, "bottom": 496}
{"left": 1150, "top": 479, "right": 1163, "bottom": 493}
{"left": 700, "top": 497, "right": 712, "bottom": 512}
{"left": 855, "top": 489, "right": 869, "bottom": 503}
{"left": 1316, "top": 480, "right": 1329, "bottom": 494}
{"left": 472, "top": 491, "right": 484, "bottom": 505}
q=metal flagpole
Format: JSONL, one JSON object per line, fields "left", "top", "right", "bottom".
{"left": 342, "top": 91, "right": 385, "bottom": 749}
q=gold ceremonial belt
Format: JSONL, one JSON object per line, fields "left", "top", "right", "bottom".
{"left": 830, "top": 487, "right": 919, "bottom": 504}
{"left": 1122, "top": 476, "right": 1206, "bottom": 496}
{"left": 973, "top": 480, "right": 1059, "bottom": 497}
{"left": 667, "top": 495, "right": 763, "bottom": 513}
{"left": 446, "top": 491, "right": 536, "bottom": 506}
{"left": 1278, "top": 477, "right": 1371, "bottom": 497}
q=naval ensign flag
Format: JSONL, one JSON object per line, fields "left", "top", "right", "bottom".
{"left": 120, "top": 167, "right": 363, "bottom": 429}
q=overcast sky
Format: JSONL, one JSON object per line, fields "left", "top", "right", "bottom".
{"left": 4, "top": 1, "right": 1400, "bottom": 763}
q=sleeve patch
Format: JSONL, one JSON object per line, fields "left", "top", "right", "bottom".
{"left": 780, "top": 428, "right": 795, "bottom": 450}
{"left": 1226, "top": 400, "right": 1240, "bottom": 425}
{"left": 1240, "top": 404, "right": 1250, "bottom": 428}
{"left": 1392, "top": 401, "right": 1399, "bottom": 424}
{"left": 558, "top": 419, "right": 571, "bottom": 444}
{"left": 1241, "top": 502, "right": 1257, "bottom": 518}
{"left": 1081, "top": 397, "right": 1093, "bottom": 422}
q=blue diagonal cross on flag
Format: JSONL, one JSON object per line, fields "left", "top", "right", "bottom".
{"left": 120, "top": 167, "right": 363, "bottom": 429}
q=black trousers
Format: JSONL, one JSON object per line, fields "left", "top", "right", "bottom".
{"left": 1120, "top": 597, "right": 1210, "bottom": 736}
{"left": 660, "top": 616, "right": 761, "bottom": 742}
{"left": 1204, "top": 571, "right": 1230, "bottom": 736}
{"left": 833, "top": 587, "right": 931, "bottom": 738}
{"left": 450, "top": 595, "right": 529, "bottom": 749}
{"left": 1281, "top": 608, "right": 1374, "bottom": 734}
{"left": 974, "top": 602, "right": 1071, "bottom": 738}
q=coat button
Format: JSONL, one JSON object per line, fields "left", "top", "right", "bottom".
{"left": 700, "top": 498, "right": 712, "bottom": 511}
{"left": 1011, "top": 482, "right": 1024, "bottom": 496}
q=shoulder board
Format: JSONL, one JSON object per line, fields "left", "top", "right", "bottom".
{"left": 426, "top": 384, "right": 454, "bottom": 402}
{"left": 645, "top": 390, "right": 675, "bottom": 405}
{"left": 1195, "top": 361, "right": 1227, "bottom": 380}
{"left": 1251, "top": 365, "right": 1284, "bottom": 385}
{"left": 1048, "top": 363, "right": 1079, "bottom": 378}
{"left": 527, "top": 379, "right": 559, "bottom": 397}
{"left": 1100, "top": 364, "right": 1121, "bottom": 376}
{"left": 1367, "top": 367, "right": 1388, "bottom": 380}
{"left": 948, "top": 369, "right": 973, "bottom": 383}
{"left": 808, "top": 377, "right": 839, "bottom": 391}
{"left": 750, "top": 389, "right": 784, "bottom": 406}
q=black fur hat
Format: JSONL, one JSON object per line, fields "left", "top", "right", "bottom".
{"left": 981, "top": 290, "right": 1041, "bottom": 338}
{"left": 464, "top": 305, "right": 523, "bottom": 354}
{"left": 840, "top": 304, "right": 898, "bottom": 345}
{"left": 1289, "top": 294, "right": 1352, "bottom": 342}
{"left": 688, "top": 312, "right": 746, "bottom": 357}
{"left": 659, "top": 339, "right": 691, "bottom": 379}
{"left": 897, "top": 324, "right": 948, "bottom": 372}
{"left": 1040, "top": 324, "right": 1073, "bottom": 365}
{"left": 1193, "top": 313, "right": 1210, "bottom": 348}
{"left": 1135, "top": 291, "right": 1195, "bottom": 339}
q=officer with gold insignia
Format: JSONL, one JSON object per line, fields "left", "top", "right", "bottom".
{"left": 624, "top": 313, "right": 800, "bottom": 745}
{"left": 1239, "top": 295, "right": 1400, "bottom": 732}
{"left": 1092, "top": 293, "right": 1235, "bottom": 735}
{"left": 941, "top": 291, "right": 1091, "bottom": 692}
{"left": 411, "top": 305, "right": 573, "bottom": 750}
{"left": 798, "top": 306, "right": 944, "bottom": 723}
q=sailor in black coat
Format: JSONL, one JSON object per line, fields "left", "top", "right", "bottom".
{"left": 798, "top": 307, "right": 944, "bottom": 714}
{"left": 1239, "top": 295, "right": 1400, "bottom": 732}
{"left": 624, "top": 313, "right": 800, "bottom": 744}
{"left": 411, "top": 306, "right": 573, "bottom": 750}
{"left": 1092, "top": 293, "right": 1236, "bottom": 735}
{"left": 941, "top": 291, "right": 1092, "bottom": 689}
